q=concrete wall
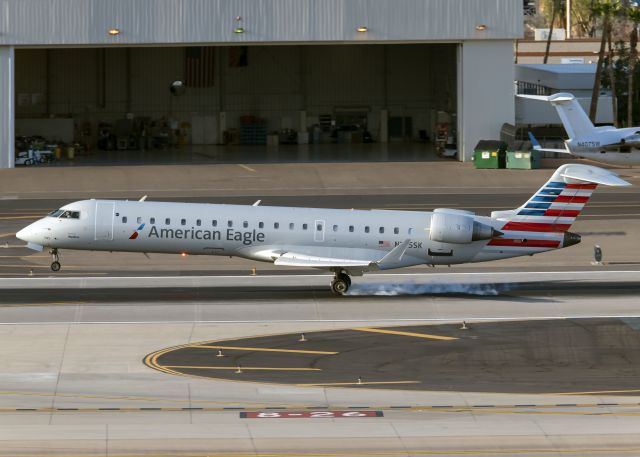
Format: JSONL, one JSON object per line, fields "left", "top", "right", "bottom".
{"left": 0, "top": 0, "right": 522, "bottom": 46}
{"left": 458, "top": 40, "right": 516, "bottom": 161}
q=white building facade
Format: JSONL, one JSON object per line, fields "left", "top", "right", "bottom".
{"left": 0, "top": 0, "right": 522, "bottom": 168}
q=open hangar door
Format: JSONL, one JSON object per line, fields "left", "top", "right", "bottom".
{"left": 13, "top": 43, "right": 458, "bottom": 165}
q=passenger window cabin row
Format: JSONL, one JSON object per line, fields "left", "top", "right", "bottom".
{"left": 120, "top": 216, "right": 414, "bottom": 235}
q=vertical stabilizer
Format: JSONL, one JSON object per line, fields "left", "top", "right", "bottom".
{"left": 518, "top": 93, "right": 596, "bottom": 139}
{"left": 547, "top": 93, "right": 595, "bottom": 139}
{"left": 491, "top": 164, "right": 629, "bottom": 231}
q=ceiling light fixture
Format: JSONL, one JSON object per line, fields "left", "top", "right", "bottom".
{"left": 356, "top": 26, "right": 368, "bottom": 33}
{"left": 108, "top": 28, "right": 121, "bottom": 36}
{"left": 234, "top": 27, "right": 245, "bottom": 34}
{"left": 475, "top": 24, "right": 487, "bottom": 31}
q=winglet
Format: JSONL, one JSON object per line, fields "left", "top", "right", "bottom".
{"left": 376, "top": 239, "right": 411, "bottom": 266}
{"left": 252, "top": 200, "right": 261, "bottom": 206}
{"left": 139, "top": 195, "right": 148, "bottom": 202}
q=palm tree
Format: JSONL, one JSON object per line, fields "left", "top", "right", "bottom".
{"left": 544, "top": 0, "right": 562, "bottom": 63}
{"left": 589, "top": 0, "right": 620, "bottom": 123}
{"left": 606, "top": 7, "right": 620, "bottom": 127}
{"left": 627, "top": 7, "right": 640, "bottom": 126}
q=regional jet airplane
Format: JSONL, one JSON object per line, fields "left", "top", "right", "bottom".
{"left": 16, "top": 164, "right": 629, "bottom": 294}
{"left": 520, "top": 92, "right": 640, "bottom": 166}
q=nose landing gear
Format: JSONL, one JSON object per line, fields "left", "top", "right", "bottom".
{"left": 331, "top": 271, "right": 352, "bottom": 295}
{"left": 50, "top": 248, "right": 61, "bottom": 272}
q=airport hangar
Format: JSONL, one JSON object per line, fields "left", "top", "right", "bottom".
{"left": 0, "top": 0, "right": 520, "bottom": 169}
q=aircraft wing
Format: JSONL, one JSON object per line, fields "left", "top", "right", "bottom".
{"left": 273, "top": 239, "right": 412, "bottom": 269}
{"left": 274, "top": 252, "right": 372, "bottom": 268}
{"left": 528, "top": 131, "right": 571, "bottom": 154}
{"left": 598, "top": 135, "right": 640, "bottom": 150}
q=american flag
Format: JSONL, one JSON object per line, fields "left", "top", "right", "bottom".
{"left": 379, "top": 240, "right": 391, "bottom": 247}
{"left": 185, "top": 47, "right": 215, "bottom": 88}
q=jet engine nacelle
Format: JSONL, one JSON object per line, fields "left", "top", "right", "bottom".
{"left": 429, "top": 209, "right": 496, "bottom": 244}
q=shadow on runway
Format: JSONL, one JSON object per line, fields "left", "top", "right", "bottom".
{"left": 0, "top": 281, "right": 639, "bottom": 305}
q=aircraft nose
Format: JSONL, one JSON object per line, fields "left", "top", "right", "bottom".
{"left": 16, "top": 223, "right": 40, "bottom": 243}
{"left": 16, "top": 226, "right": 30, "bottom": 242}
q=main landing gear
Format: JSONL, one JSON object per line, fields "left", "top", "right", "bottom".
{"left": 331, "top": 270, "right": 351, "bottom": 295}
{"left": 50, "top": 248, "right": 61, "bottom": 272}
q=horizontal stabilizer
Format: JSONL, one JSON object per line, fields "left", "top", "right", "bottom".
{"left": 517, "top": 93, "right": 576, "bottom": 104}
{"left": 519, "top": 92, "right": 595, "bottom": 139}
{"left": 560, "top": 164, "right": 631, "bottom": 187}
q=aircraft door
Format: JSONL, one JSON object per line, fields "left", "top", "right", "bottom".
{"left": 94, "top": 201, "right": 115, "bottom": 241}
{"left": 314, "top": 219, "right": 325, "bottom": 242}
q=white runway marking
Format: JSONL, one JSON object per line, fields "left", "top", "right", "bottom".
{"left": 2, "top": 315, "right": 640, "bottom": 326}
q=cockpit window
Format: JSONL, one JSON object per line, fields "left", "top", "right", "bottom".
{"left": 59, "top": 210, "right": 80, "bottom": 219}
{"left": 47, "top": 209, "right": 64, "bottom": 217}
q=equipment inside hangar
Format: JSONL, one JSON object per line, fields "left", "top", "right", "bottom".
{"left": 13, "top": 44, "right": 458, "bottom": 164}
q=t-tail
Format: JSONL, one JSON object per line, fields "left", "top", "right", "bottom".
{"left": 519, "top": 92, "right": 596, "bottom": 139}
{"left": 491, "top": 164, "right": 630, "bottom": 251}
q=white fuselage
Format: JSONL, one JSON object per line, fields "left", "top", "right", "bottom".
{"left": 17, "top": 199, "right": 564, "bottom": 270}
{"left": 566, "top": 126, "right": 640, "bottom": 165}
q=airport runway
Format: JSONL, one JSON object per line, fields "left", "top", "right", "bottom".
{"left": 2, "top": 184, "right": 640, "bottom": 455}
{"left": 0, "top": 272, "right": 639, "bottom": 455}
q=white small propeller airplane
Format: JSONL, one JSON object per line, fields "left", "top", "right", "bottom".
{"left": 520, "top": 92, "right": 640, "bottom": 166}
{"left": 16, "top": 164, "right": 629, "bottom": 294}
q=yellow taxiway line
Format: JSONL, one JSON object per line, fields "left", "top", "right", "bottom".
{"left": 162, "top": 365, "right": 321, "bottom": 371}
{"left": 0, "top": 272, "right": 108, "bottom": 276}
{"left": 0, "top": 255, "right": 49, "bottom": 258}
{"left": 353, "top": 327, "right": 458, "bottom": 341}
{"left": 9, "top": 448, "right": 640, "bottom": 456}
{"left": 0, "top": 264, "right": 86, "bottom": 269}
{"left": 191, "top": 345, "right": 338, "bottom": 355}
{"left": 552, "top": 388, "right": 640, "bottom": 395}
{"left": 0, "top": 215, "right": 41, "bottom": 220}
{"left": 238, "top": 164, "right": 256, "bottom": 172}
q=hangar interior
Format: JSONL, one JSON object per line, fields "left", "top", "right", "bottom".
{"left": 14, "top": 44, "right": 457, "bottom": 163}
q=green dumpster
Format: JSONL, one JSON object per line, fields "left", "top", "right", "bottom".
{"left": 472, "top": 140, "right": 507, "bottom": 169}
{"left": 506, "top": 150, "right": 541, "bottom": 169}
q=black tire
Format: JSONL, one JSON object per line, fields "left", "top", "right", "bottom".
{"left": 51, "top": 261, "right": 61, "bottom": 272}
{"left": 331, "top": 278, "right": 349, "bottom": 295}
